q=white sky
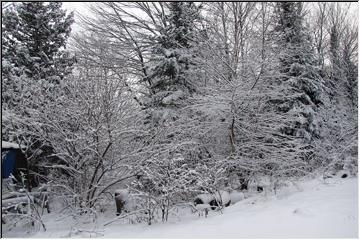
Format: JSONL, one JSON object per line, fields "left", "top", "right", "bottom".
{"left": 62, "top": 2, "right": 359, "bottom": 34}
{"left": 63, "top": 2, "right": 359, "bottom": 21}
{"left": 62, "top": 2, "right": 92, "bottom": 34}
{"left": 62, "top": 2, "right": 89, "bottom": 16}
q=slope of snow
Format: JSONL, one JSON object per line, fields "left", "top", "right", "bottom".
{"left": 103, "top": 177, "right": 358, "bottom": 238}
{"left": 4, "top": 177, "right": 358, "bottom": 238}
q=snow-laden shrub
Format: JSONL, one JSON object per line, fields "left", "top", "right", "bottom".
{"left": 248, "top": 175, "right": 271, "bottom": 194}
{"left": 194, "top": 194, "right": 215, "bottom": 205}
{"left": 229, "top": 191, "right": 245, "bottom": 204}
{"left": 214, "top": 190, "right": 231, "bottom": 207}
{"left": 194, "top": 190, "right": 231, "bottom": 211}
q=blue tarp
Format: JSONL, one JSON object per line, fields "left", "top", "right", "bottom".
{"left": 2, "top": 150, "right": 16, "bottom": 178}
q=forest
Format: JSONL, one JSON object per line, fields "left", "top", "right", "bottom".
{"left": 1, "top": 2, "right": 358, "bottom": 237}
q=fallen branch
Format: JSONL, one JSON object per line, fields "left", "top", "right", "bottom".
{"left": 2, "top": 196, "right": 34, "bottom": 208}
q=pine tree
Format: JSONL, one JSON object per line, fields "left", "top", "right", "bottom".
{"left": 134, "top": 3, "right": 208, "bottom": 203}
{"left": 2, "top": 2, "right": 74, "bottom": 139}
{"left": 265, "top": 2, "right": 324, "bottom": 168}
{"left": 1, "top": 3, "right": 75, "bottom": 173}
{"left": 144, "top": 2, "right": 201, "bottom": 113}
{"left": 276, "top": 3, "right": 322, "bottom": 135}
{"left": 2, "top": 2, "right": 74, "bottom": 81}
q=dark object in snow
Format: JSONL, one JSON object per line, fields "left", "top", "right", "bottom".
{"left": 239, "top": 178, "right": 249, "bottom": 190}
{"left": 194, "top": 196, "right": 218, "bottom": 210}
{"left": 257, "top": 186, "right": 264, "bottom": 192}
{"left": 194, "top": 191, "right": 231, "bottom": 211}
{"left": 115, "top": 199, "right": 124, "bottom": 216}
{"left": 209, "top": 198, "right": 231, "bottom": 210}
{"left": 114, "top": 189, "right": 129, "bottom": 216}
{"left": 209, "top": 199, "right": 218, "bottom": 210}
{"left": 2, "top": 142, "right": 27, "bottom": 179}
{"left": 194, "top": 197, "right": 205, "bottom": 206}
{"left": 336, "top": 170, "right": 350, "bottom": 179}
{"left": 1, "top": 141, "right": 39, "bottom": 191}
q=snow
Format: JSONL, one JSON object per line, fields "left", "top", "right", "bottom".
{"left": 195, "top": 203, "right": 211, "bottom": 211}
{"left": 114, "top": 189, "right": 129, "bottom": 200}
{"left": 229, "top": 190, "right": 245, "bottom": 204}
{"left": 4, "top": 177, "right": 358, "bottom": 238}
{"left": 162, "top": 90, "right": 185, "bottom": 105}
{"left": 2, "top": 141, "right": 26, "bottom": 149}
{"left": 114, "top": 189, "right": 131, "bottom": 212}
{"left": 336, "top": 170, "right": 350, "bottom": 178}
{"left": 214, "top": 190, "right": 230, "bottom": 204}
{"left": 195, "top": 193, "right": 214, "bottom": 204}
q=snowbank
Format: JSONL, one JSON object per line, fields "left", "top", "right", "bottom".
{"left": 214, "top": 190, "right": 231, "bottom": 205}
{"left": 229, "top": 190, "right": 245, "bottom": 204}
{"left": 5, "top": 177, "right": 358, "bottom": 238}
{"left": 195, "top": 193, "right": 214, "bottom": 204}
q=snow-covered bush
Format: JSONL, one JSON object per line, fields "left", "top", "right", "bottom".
{"left": 194, "top": 190, "right": 231, "bottom": 211}
{"left": 248, "top": 175, "right": 271, "bottom": 194}
{"left": 194, "top": 203, "right": 211, "bottom": 217}
{"left": 194, "top": 194, "right": 215, "bottom": 206}
{"left": 229, "top": 191, "right": 245, "bottom": 204}
{"left": 2, "top": 2, "right": 357, "bottom": 234}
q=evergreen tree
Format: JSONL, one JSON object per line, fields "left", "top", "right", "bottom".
{"left": 275, "top": 2, "right": 322, "bottom": 136}
{"left": 144, "top": 2, "right": 201, "bottom": 113}
{"left": 2, "top": 2, "right": 74, "bottom": 139}
{"left": 1, "top": 3, "right": 75, "bottom": 172}
{"left": 266, "top": 2, "right": 324, "bottom": 166}
{"left": 134, "top": 2, "right": 209, "bottom": 203}
{"left": 2, "top": 2, "right": 74, "bottom": 81}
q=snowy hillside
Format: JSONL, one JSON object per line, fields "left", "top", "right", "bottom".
{"left": 4, "top": 177, "right": 357, "bottom": 238}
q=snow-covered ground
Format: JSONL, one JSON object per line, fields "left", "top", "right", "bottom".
{"left": 3, "top": 176, "right": 358, "bottom": 238}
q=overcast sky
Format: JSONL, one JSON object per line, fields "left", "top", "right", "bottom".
{"left": 62, "top": 2, "right": 358, "bottom": 35}
{"left": 62, "top": 2, "right": 91, "bottom": 34}
{"left": 62, "top": 2, "right": 359, "bottom": 20}
{"left": 62, "top": 2, "right": 89, "bottom": 16}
